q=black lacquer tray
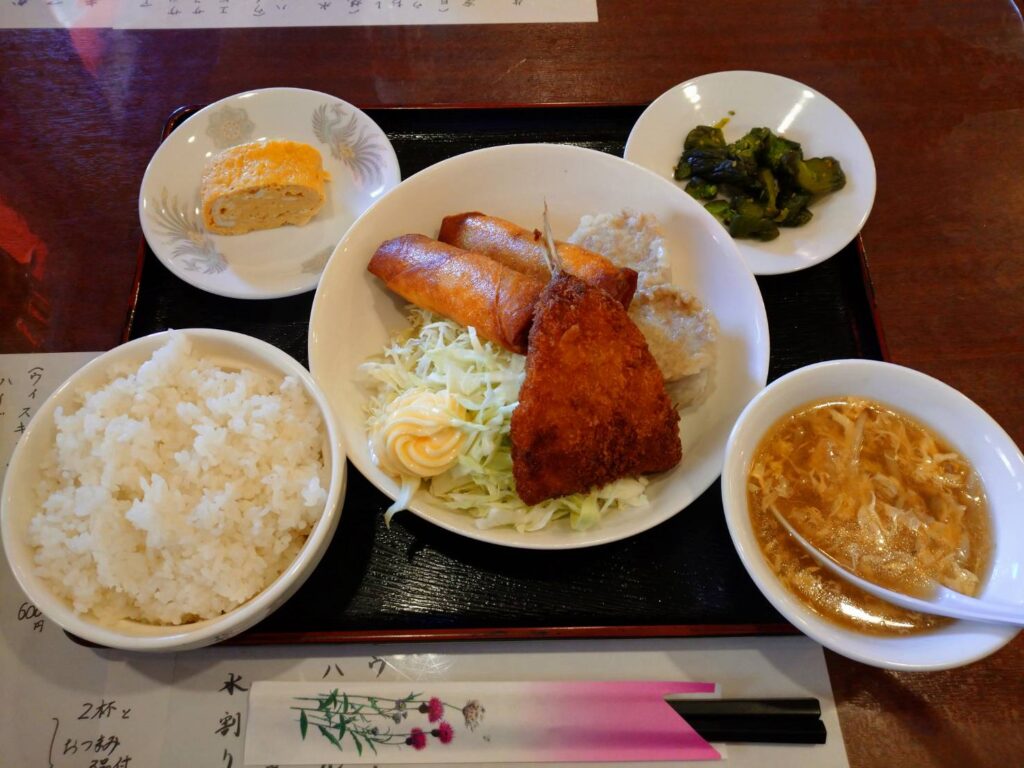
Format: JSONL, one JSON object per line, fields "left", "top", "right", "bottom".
{"left": 123, "top": 104, "right": 885, "bottom": 645}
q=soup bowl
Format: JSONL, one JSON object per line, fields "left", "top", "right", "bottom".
{"left": 721, "top": 359, "right": 1024, "bottom": 670}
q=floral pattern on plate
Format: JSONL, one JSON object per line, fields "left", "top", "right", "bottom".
{"left": 147, "top": 189, "right": 227, "bottom": 274}
{"left": 301, "top": 246, "right": 333, "bottom": 275}
{"left": 312, "top": 103, "right": 388, "bottom": 188}
{"left": 205, "top": 104, "right": 255, "bottom": 149}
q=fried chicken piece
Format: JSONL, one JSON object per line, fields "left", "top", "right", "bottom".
{"left": 629, "top": 284, "right": 718, "bottom": 409}
{"left": 568, "top": 209, "right": 672, "bottom": 291}
{"left": 629, "top": 285, "right": 716, "bottom": 383}
{"left": 510, "top": 273, "right": 682, "bottom": 505}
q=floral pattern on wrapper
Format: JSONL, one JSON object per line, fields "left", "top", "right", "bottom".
{"left": 433, "top": 721, "right": 454, "bottom": 744}
{"left": 293, "top": 690, "right": 485, "bottom": 754}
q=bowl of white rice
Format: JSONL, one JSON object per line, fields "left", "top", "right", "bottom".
{"left": 1, "top": 328, "right": 345, "bottom": 651}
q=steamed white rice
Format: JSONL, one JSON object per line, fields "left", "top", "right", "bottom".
{"left": 28, "top": 332, "right": 328, "bottom": 625}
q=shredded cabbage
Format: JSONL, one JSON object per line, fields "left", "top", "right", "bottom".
{"left": 361, "top": 308, "right": 650, "bottom": 532}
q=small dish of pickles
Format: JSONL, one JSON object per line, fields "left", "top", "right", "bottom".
{"left": 624, "top": 71, "right": 876, "bottom": 275}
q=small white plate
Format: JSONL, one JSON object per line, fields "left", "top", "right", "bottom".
{"left": 625, "top": 71, "right": 876, "bottom": 275}
{"left": 309, "top": 143, "right": 770, "bottom": 550}
{"left": 139, "top": 87, "right": 400, "bottom": 299}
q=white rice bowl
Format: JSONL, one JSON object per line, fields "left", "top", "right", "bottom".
{"left": 2, "top": 329, "right": 345, "bottom": 649}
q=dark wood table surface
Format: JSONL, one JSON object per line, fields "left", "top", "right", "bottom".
{"left": 2, "top": 2, "right": 1023, "bottom": 765}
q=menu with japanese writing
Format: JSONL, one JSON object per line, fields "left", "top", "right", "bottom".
{"left": 0, "top": 353, "right": 101, "bottom": 475}
{"left": 0, "top": 352, "right": 848, "bottom": 768}
{"left": 0, "top": 0, "right": 597, "bottom": 29}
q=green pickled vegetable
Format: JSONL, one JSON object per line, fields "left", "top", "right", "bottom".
{"left": 733, "top": 196, "right": 766, "bottom": 219}
{"left": 673, "top": 159, "right": 693, "bottom": 181}
{"left": 684, "top": 149, "right": 759, "bottom": 190}
{"left": 774, "top": 190, "right": 813, "bottom": 225}
{"left": 728, "top": 127, "right": 769, "bottom": 177}
{"left": 795, "top": 156, "right": 846, "bottom": 195}
{"left": 729, "top": 215, "right": 779, "bottom": 241}
{"left": 683, "top": 125, "right": 727, "bottom": 151}
{"left": 704, "top": 199, "right": 733, "bottom": 224}
{"left": 762, "top": 132, "right": 802, "bottom": 176}
{"left": 673, "top": 120, "right": 846, "bottom": 242}
{"left": 685, "top": 178, "right": 718, "bottom": 201}
{"left": 780, "top": 208, "right": 813, "bottom": 227}
{"left": 758, "top": 168, "right": 780, "bottom": 218}
{"left": 728, "top": 127, "right": 768, "bottom": 158}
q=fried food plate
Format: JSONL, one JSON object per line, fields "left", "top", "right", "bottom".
{"left": 308, "top": 144, "right": 769, "bottom": 549}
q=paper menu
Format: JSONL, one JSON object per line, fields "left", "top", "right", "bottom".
{"left": 1, "top": 631, "right": 849, "bottom": 768}
{"left": 0, "top": 0, "right": 115, "bottom": 28}
{"left": 0, "top": 353, "right": 101, "bottom": 476}
{"left": 158, "top": 637, "right": 848, "bottom": 768}
{"left": 0, "top": 0, "right": 598, "bottom": 29}
{"left": 0, "top": 351, "right": 848, "bottom": 768}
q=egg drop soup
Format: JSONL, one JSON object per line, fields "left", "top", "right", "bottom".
{"left": 748, "top": 397, "right": 991, "bottom": 636}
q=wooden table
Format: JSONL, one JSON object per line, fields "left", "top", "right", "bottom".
{"left": 2, "top": 2, "right": 1022, "bottom": 765}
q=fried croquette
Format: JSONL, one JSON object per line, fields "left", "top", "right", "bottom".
{"left": 510, "top": 273, "right": 682, "bottom": 505}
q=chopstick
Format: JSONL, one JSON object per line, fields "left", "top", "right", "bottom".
{"left": 667, "top": 698, "right": 827, "bottom": 744}
{"left": 669, "top": 697, "right": 821, "bottom": 718}
{"left": 683, "top": 715, "right": 827, "bottom": 744}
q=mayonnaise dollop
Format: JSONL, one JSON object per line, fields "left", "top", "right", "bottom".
{"left": 370, "top": 390, "right": 468, "bottom": 478}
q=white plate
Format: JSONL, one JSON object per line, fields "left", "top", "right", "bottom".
{"left": 721, "top": 360, "right": 1023, "bottom": 670}
{"left": 624, "top": 71, "right": 876, "bottom": 275}
{"left": 309, "top": 143, "right": 769, "bottom": 550}
{"left": 139, "top": 87, "right": 400, "bottom": 299}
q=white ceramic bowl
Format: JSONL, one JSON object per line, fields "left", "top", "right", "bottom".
{"left": 309, "top": 142, "right": 769, "bottom": 550}
{"left": 625, "top": 71, "right": 876, "bottom": 276}
{"left": 1, "top": 329, "right": 346, "bottom": 652}
{"left": 722, "top": 359, "right": 1024, "bottom": 670}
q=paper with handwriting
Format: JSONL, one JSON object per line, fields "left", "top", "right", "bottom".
{"left": 0, "top": 351, "right": 848, "bottom": 768}
{"left": 0, "top": 353, "right": 101, "bottom": 476}
{"left": 0, "top": 0, "right": 597, "bottom": 29}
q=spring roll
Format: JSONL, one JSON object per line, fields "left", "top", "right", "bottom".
{"left": 438, "top": 212, "right": 638, "bottom": 307}
{"left": 368, "top": 234, "right": 546, "bottom": 354}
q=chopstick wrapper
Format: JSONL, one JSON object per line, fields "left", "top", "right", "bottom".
{"left": 244, "top": 680, "right": 721, "bottom": 764}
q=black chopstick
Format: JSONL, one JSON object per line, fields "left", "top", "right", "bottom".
{"left": 667, "top": 698, "right": 827, "bottom": 744}
{"left": 668, "top": 697, "right": 821, "bottom": 719}
{"left": 684, "top": 715, "right": 827, "bottom": 744}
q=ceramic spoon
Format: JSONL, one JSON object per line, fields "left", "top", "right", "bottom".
{"left": 772, "top": 510, "right": 1024, "bottom": 627}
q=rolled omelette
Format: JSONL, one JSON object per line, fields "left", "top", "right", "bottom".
{"left": 202, "top": 139, "right": 329, "bottom": 235}
{"left": 438, "top": 212, "right": 638, "bottom": 307}
{"left": 368, "top": 234, "right": 546, "bottom": 354}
